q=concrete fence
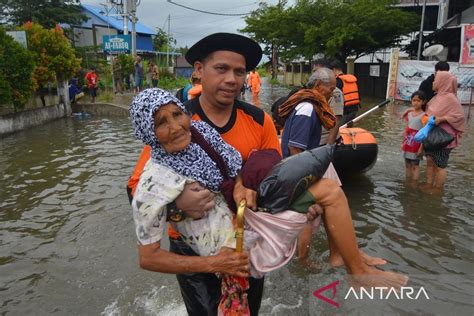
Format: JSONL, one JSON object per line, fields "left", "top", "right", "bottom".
{"left": 0, "top": 103, "right": 71, "bottom": 136}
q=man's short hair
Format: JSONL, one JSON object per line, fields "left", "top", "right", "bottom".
{"left": 330, "top": 60, "right": 343, "bottom": 71}
{"left": 307, "top": 68, "right": 335, "bottom": 88}
{"left": 435, "top": 61, "right": 449, "bottom": 72}
{"left": 313, "top": 58, "right": 331, "bottom": 69}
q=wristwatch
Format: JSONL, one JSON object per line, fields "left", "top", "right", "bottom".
{"left": 167, "top": 201, "right": 185, "bottom": 222}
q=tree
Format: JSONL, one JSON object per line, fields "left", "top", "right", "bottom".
{"left": 240, "top": 1, "right": 294, "bottom": 77}
{"left": 0, "top": 27, "right": 35, "bottom": 110}
{"left": 118, "top": 54, "right": 134, "bottom": 78}
{"left": 153, "top": 27, "right": 176, "bottom": 52}
{"left": 21, "top": 22, "right": 81, "bottom": 90}
{"left": 21, "top": 22, "right": 81, "bottom": 106}
{"left": 242, "top": 0, "right": 419, "bottom": 63}
{"left": 0, "top": 0, "right": 87, "bottom": 29}
{"left": 178, "top": 46, "right": 189, "bottom": 56}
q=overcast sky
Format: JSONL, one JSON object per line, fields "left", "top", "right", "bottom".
{"left": 81, "top": 0, "right": 285, "bottom": 48}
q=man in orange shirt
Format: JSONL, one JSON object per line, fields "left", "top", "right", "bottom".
{"left": 127, "top": 33, "right": 280, "bottom": 315}
{"left": 128, "top": 33, "right": 407, "bottom": 315}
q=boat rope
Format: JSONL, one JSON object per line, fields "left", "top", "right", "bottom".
{"left": 349, "top": 130, "right": 357, "bottom": 150}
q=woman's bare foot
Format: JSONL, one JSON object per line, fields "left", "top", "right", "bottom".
{"left": 330, "top": 250, "right": 387, "bottom": 267}
{"left": 347, "top": 266, "right": 408, "bottom": 290}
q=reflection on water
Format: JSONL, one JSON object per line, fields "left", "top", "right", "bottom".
{"left": 1, "top": 79, "right": 473, "bottom": 315}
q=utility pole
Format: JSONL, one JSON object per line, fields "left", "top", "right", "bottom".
{"left": 167, "top": 14, "right": 170, "bottom": 67}
{"left": 417, "top": 0, "right": 427, "bottom": 60}
{"left": 132, "top": 11, "right": 137, "bottom": 56}
{"left": 123, "top": 0, "right": 128, "bottom": 35}
{"left": 130, "top": 0, "right": 137, "bottom": 56}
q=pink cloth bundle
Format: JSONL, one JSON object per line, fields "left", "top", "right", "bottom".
{"left": 244, "top": 209, "right": 307, "bottom": 278}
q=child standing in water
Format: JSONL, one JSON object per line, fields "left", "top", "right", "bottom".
{"left": 402, "top": 91, "right": 428, "bottom": 181}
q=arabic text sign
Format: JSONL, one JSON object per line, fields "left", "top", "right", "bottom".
{"left": 102, "top": 35, "right": 131, "bottom": 53}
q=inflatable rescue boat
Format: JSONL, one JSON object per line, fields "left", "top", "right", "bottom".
{"left": 333, "top": 127, "right": 378, "bottom": 175}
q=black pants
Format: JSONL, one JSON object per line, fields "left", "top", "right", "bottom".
{"left": 342, "top": 104, "right": 359, "bottom": 125}
{"left": 169, "top": 237, "right": 265, "bottom": 316}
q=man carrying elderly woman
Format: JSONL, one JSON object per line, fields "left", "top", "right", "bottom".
{"left": 128, "top": 33, "right": 407, "bottom": 316}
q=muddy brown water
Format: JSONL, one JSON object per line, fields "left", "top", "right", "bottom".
{"left": 1, "top": 79, "right": 473, "bottom": 315}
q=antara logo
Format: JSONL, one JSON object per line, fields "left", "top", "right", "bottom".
{"left": 313, "top": 281, "right": 430, "bottom": 307}
{"left": 313, "top": 280, "right": 340, "bottom": 308}
{"left": 344, "top": 287, "right": 430, "bottom": 300}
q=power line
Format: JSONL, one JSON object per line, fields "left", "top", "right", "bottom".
{"left": 167, "top": 0, "right": 252, "bottom": 16}
{"left": 170, "top": 2, "right": 257, "bottom": 20}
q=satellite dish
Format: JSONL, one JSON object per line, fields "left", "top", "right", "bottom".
{"left": 422, "top": 44, "right": 444, "bottom": 57}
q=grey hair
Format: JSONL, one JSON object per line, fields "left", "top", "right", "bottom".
{"left": 306, "top": 67, "right": 335, "bottom": 88}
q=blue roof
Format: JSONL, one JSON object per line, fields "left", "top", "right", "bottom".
{"left": 81, "top": 3, "right": 156, "bottom": 35}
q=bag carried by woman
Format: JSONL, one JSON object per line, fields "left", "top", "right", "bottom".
{"left": 422, "top": 125, "right": 454, "bottom": 151}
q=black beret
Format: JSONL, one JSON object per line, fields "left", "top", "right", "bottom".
{"left": 185, "top": 33, "right": 262, "bottom": 71}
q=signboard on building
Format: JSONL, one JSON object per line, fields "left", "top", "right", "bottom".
{"left": 460, "top": 24, "right": 474, "bottom": 67}
{"left": 369, "top": 65, "right": 380, "bottom": 77}
{"left": 6, "top": 31, "right": 27, "bottom": 48}
{"left": 103, "top": 35, "right": 131, "bottom": 53}
{"left": 395, "top": 60, "right": 474, "bottom": 104}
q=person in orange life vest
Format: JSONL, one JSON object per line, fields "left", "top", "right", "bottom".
{"left": 127, "top": 33, "right": 285, "bottom": 316}
{"left": 248, "top": 69, "right": 261, "bottom": 96}
{"left": 187, "top": 71, "right": 202, "bottom": 100}
{"left": 331, "top": 60, "right": 360, "bottom": 125}
{"left": 85, "top": 67, "right": 99, "bottom": 103}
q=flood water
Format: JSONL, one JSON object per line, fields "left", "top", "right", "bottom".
{"left": 1, "top": 79, "right": 473, "bottom": 315}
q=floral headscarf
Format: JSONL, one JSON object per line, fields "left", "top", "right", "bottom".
{"left": 130, "top": 88, "right": 242, "bottom": 191}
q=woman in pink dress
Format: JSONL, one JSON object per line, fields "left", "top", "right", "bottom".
{"left": 424, "top": 71, "right": 465, "bottom": 188}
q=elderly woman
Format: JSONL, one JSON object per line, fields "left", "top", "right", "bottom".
{"left": 425, "top": 71, "right": 466, "bottom": 188}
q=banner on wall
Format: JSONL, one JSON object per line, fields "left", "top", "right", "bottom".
{"left": 386, "top": 48, "right": 400, "bottom": 99}
{"left": 395, "top": 60, "right": 474, "bottom": 104}
{"left": 460, "top": 24, "right": 474, "bottom": 66}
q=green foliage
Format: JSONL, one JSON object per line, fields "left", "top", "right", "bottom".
{"left": 117, "top": 54, "right": 134, "bottom": 77}
{"left": 256, "top": 67, "right": 268, "bottom": 77}
{"left": 0, "top": 0, "right": 87, "bottom": 28}
{"left": 242, "top": 0, "right": 419, "bottom": 62}
{"left": 269, "top": 77, "right": 280, "bottom": 85}
{"left": 21, "top": 22, "right": 81, "bottom": 89}
{"left": 0, "top": 27, "right": 35, "bottom": 110}
{"left": 153, "top": 27, "right": 176, "bottom": 52}
{"left": 157, "top": 69, "right": 189, "bottom": 91}
{"left": 97, "top": 90, "right": 114, "bottom": 103}
{"left": 178, "top": 46, "right": 189, "bottom": 55}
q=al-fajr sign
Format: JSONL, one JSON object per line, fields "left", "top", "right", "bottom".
{"left": 103, "top": 35, "right": 131, "bottom": 53}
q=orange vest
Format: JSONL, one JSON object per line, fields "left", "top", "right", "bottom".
{"left": 338, "top": 74, "right": 360, "bottom": 106}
